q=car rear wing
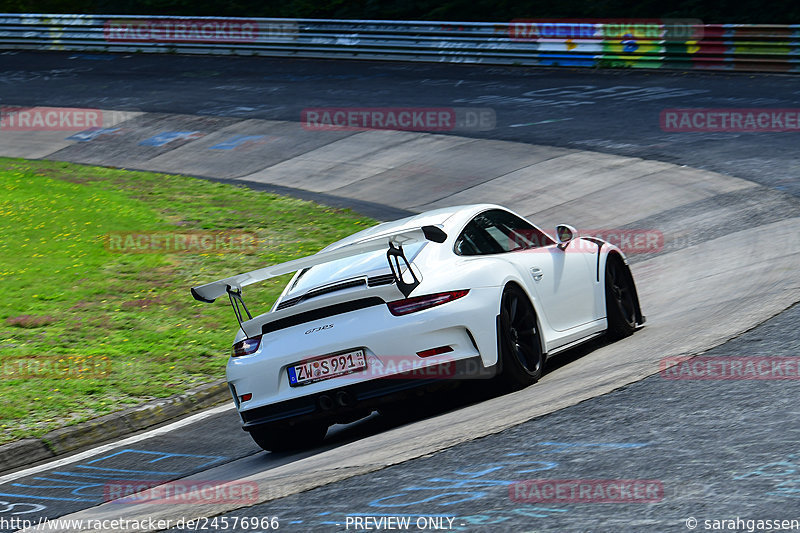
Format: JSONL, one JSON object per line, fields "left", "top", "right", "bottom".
{"left": 190, "top": 224, "right": 447, "bottom": 326}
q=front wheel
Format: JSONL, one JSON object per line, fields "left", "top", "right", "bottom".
{"left": 605, "top": 255, "right": 637, "bottom": 340}
{"left": 497, "top": 285, "right": 544, "bottom": 389}
{"left": 249, "top": 420, "right": 328, "bottom": 452}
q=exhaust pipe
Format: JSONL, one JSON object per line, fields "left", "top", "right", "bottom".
{"left": 318, "top": 394, "right": 334, "bottom": 411}
{"left": 335, "top": 390, "right": 354, "bottom": 407}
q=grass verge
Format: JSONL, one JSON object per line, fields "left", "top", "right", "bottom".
{"left": 0, "top": 157, "right": 376, "bottom": 444}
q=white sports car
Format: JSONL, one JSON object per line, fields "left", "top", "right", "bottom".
{"left": 191, "top": 204, "right": 644, "bottom": 451}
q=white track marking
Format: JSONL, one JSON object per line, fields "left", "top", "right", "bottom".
{"left": 0, "top": 404, "right": 234, "bottom": 484}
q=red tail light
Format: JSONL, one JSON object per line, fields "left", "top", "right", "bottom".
{"left": 232, "top": 335, "right": 262, "bottom": 357}
{"left": 387, "top": 290, "right": 469, "bottom": 316}
{"left": 417, "top": 346, "right": 454, "bottom": 358}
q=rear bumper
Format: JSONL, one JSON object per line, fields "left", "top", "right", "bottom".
{"left": 227, "top": 287, "right": 500, "bottom": 415}
{"left": 238, "top": 356, "right": 488, "bottom": 431}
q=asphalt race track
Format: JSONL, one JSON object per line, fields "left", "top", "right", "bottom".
{"left": 0, "top": 52, "right": 799, "bottom": 533}
{"left": 192, "top": 304, "right": 800, "bottom": 532}
{"left": 1, "top": 52, "right": 799, "bottom": 197}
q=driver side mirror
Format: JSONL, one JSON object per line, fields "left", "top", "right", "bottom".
{"left": 555, "top": 224, "right": 577, "bottom": 249}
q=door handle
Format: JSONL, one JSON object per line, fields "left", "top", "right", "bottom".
{"left": 530, "top": 267, "right": 543, "bottom": 281}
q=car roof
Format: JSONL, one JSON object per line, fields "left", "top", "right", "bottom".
{"left": 323, "top": 203, "right": 502, "bottom": 251}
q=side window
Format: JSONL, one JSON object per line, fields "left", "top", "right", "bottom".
{"left": 455, "top": 219, "right": 503, "bottom": 255}
{"left": 454, "top": 209, "right": 554, "bottom": 256}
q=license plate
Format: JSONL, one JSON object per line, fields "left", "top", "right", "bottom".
{"left": 288, "top": 349, "right": 367, "bottom": 387}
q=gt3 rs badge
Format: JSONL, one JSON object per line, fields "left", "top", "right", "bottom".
{"left": 305, "top": 324, "right": 334, "bottom": 334}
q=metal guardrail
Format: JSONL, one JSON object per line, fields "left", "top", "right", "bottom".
{"left": 1, "top": 14, "right": 799, "bottom": 73}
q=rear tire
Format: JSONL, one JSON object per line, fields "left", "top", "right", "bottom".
{"left": 249, "top": 420, "right": 328, "bottom": 452}
{"left": 497, "top": 285, "right": 544, "bottom": 390}
{"left": 605, "top": 255, "right": 637, "bottom": 340}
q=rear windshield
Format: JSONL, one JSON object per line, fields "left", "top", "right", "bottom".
{"left": 286, "top": 241, "right": 427, "bottom": 296}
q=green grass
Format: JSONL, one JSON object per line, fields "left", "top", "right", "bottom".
{"left": 0, "top": 157, "right": 376, "bottom": 444}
